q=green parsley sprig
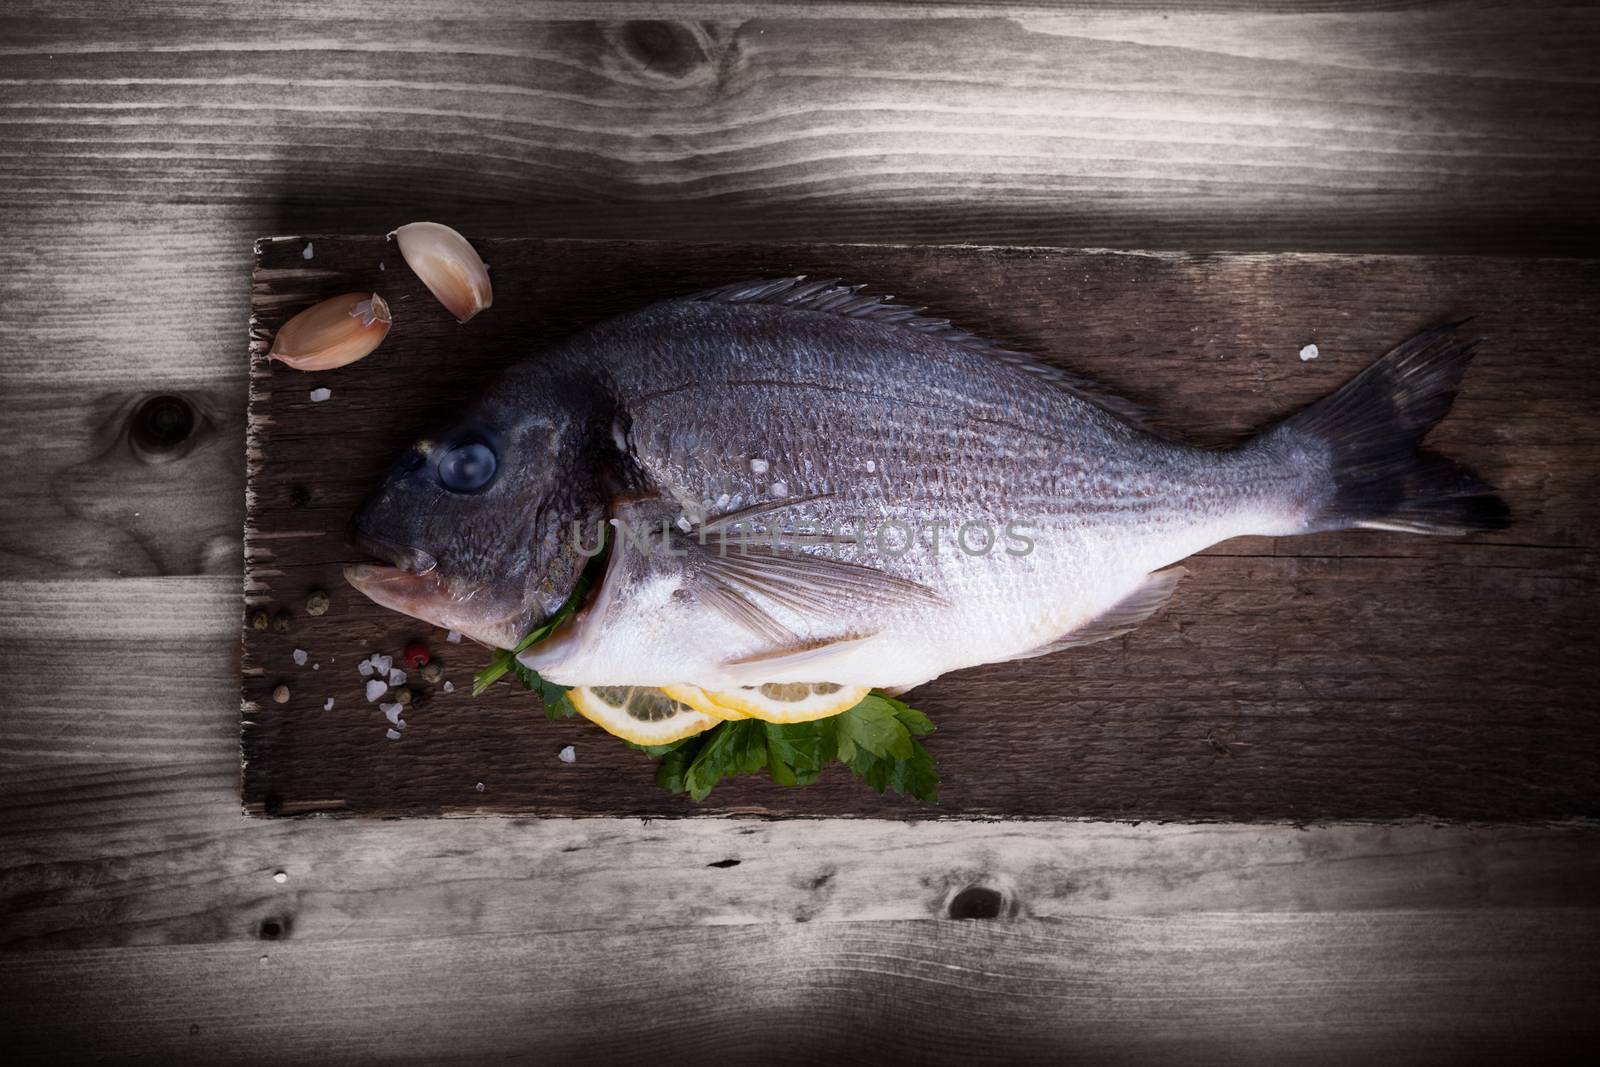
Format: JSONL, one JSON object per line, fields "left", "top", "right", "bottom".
{"left": 521, "top": 675, "right": 939, "bottom": 804}
{"left": 471, "top": 533, "right": 607, "bottom": 696}
{"left": 653, "top": 693, "right": 938, "bottom": 802}
{"left": 471, "top": 527, "right": 939, "bottom": 803}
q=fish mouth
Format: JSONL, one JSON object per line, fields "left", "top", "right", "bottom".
{"left": 343, "top": 537, "right": 528, "bottom": 649}
{"left": 352, "top": 532, "right": 437, "bottom": 576}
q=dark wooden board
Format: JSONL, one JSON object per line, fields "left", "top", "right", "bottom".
{"left": 243, "top": 238, "right": 1599, "bottom": 820}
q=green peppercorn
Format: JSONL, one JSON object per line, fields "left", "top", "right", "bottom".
{"left": 392, "top": 686, "right": 413, "bottom": 705}
{"left": 251, "top": 610, "right": 269, "bottom": 631}
{"left": 272, "top": 610, "right": 291, "bottom": 633}
{"left": 272, "top": 684, "right": 290, "bottom": 704}
{"left": 305, "top": 590, "right": 330, "bottom": 617}
{"left": 420, "top": 662, "right": 443, "bottom": 684}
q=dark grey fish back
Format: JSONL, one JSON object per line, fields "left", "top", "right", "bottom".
{"left": 560, "top": 297, "right": 1143, "bottom": 452}
{"left": 517, "top": 284, "right": 1237, "bottom": 581}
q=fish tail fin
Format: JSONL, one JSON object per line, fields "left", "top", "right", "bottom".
{"left": 1260, "top": 322, "right": 1510, "bottom": 536}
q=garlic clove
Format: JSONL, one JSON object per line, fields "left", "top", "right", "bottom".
{"left": 391, "top": 222, "right": 492, "bottom": 323}
{"left": 269, "top": 292, "right": 392, "bottom": 371}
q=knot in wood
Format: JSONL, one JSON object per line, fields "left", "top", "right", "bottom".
{"left": 948, "top": 885, "right": 1006, "bottom": 920}
{"left": 256, "top": 914, "right": 292, "bottom": 940}
{"left": 131, "top": 394, "right": 196, "bottom": 454}
{"left": 602, "top": 21, "right": 725, "bottom": 88}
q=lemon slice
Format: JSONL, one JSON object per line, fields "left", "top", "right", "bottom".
{"left": 660, "top": 684, "right": 749, "bottom": 721}
{"left": 697, "top": 682, "right": 871, "bottom": 724}
{"left": 568, "top": 686, "right": 719, "bottom": 745}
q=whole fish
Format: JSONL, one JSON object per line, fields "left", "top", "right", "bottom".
{"left": 346, "top": 277, "right": 1507, "bottom": 693}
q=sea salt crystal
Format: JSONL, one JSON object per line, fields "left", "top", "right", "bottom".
{"left": 866, "top": 459, "right": 876, "bottom": 473}
{"left": 371, "top": 653, "right": 393, "bottom": 675}
{"left": 309, "top": 388, "right": 331, "bottom": 403}
{"left": 302, "top": 242, "right": 314, "bottom": 260}
{"left": 380, "top": 702, "right": 404, "bottom": 726}
{"left": 273, "top": 871, "right": 288, "bottom": 884}
{"left": 1299, "top": 343, "right": 1319, "bottom": 362}
{"left": 292, "top": 648, "right": 308, "bottom": 666}
{"left": 750, "top": 458, "right": 768, "bottom": 474}
{"left": 312, "top": 663, "right": 319, "bottom": 671}
{"left": 715, "top": 493, "right": 730, "bottom": 509}
{"left": 446, "top": 631, "right": 462, "bottom": 644}
{"left": 323, "top": 697, "right": 335, "bottom": 711}
{"left": 675, "top": 516, "right": 692, "bottom": 533}
{"left": 366, "top": 679, "right": 388, "bottom": 702}
{"left": 385, "top": 728, "right": 402, "bottom": 741}
{"left": 388, "top": 668, "right": 407, "bottom": 686}
{"left": 558, "top": 745, "right": 576, "bottom": 764}
{"left": 358, "top": 660, "right": 375, "bottom": 678}
{"left": 443, "top": 680, "right": 455, "bottom": 693}
{"left": 770, "top": 481, "right": 788, "bottom": 498}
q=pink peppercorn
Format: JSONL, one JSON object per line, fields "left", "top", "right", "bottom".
{"left": 402, "top": 643, "right": 430, "bottom": 670}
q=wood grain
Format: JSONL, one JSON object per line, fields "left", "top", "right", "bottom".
{"left": 1, "top": 4, "right": 1595, "bottom": 255}
{"left": 3, "top": 4, "right": 1600, "bottom": 1060}
{"left": 5, "top": 914, "right": 1598, "bottom": 1065}
{"left": 5, "top": 2, "right": 1599, "bottom": 581}
{"left": 7, "top": 574, "right": 1599, "bottom": 953}
{"left": 241, "top": 236, "right": 1599, "bottom": 820}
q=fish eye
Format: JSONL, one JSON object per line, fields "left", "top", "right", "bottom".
{"left": 437, "top": 440, "right": 497, "bottom": 493}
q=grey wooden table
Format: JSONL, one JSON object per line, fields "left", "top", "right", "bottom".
{"left": 2, "top": 3, "right": 1598, "bottom": 1063}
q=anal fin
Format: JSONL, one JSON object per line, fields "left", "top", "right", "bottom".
{"left": 1005, "top": 566, "right": 1186, "bottom": 663}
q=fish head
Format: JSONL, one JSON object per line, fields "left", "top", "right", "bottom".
{"left": 345, "top": 385, "right": 606, "bottom": 649}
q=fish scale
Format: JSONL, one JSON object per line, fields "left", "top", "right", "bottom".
{"left": 347, "top": 279, "right": 1508, "bottom": 692}
{"left": 529, "top": 308, "right": 1294, "bottom": 686}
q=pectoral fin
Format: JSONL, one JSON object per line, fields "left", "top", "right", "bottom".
{"left": 686, "top": 525, "right": 945, "bottom": 645}
{"left": 602, "top": 495, "right": 946, "bottom": 654}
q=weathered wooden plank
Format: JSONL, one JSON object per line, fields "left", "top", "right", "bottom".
{"left": 5, "top": 573, "right": 1598, "bottom": 952}
{"left": 0, "top": 5, "right": 1594, "bottom": 257}
{"left": 5, "top": 3, "right": 1598, "bottom": 578}
{"left": 7, "top": 772, "right": 1599, "bottom": 949}
{"left": 0, "top": 577, "right": 234, "bottom": 642}
{"left": 239, "top": 237, "right": 1599, "bottom": 820}
{"left": 1, "top": 5, "right": 1596, "bottom": 1061}
{"left": 1, "top": 2, "right": 1562, "bottom": 17}
{"left": 4, "top": 914, "right": 1598, "bottom": 1065}
{"left": 0, "top": 203, "right": 253, "bottom": 578}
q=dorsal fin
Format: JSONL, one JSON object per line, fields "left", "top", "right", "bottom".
{"left": 690, "top": 276, "right": 1166, "bottom": 434}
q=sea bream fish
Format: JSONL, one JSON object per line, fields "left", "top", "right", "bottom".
{"left": 346, "top": 277, "right": 1508, "bottom": 693}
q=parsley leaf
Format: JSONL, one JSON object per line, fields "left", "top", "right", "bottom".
{"left": 647, "top": 692, "right": 940, "bottom": 804}
{"left": 834, "top": 692, "right": 915, "bottom": 761}
{"left": 506, "top": 658, "right": 577, "bottom": 719}
{"left": 654, "top": 733, "right": 708, "bottom": 794}
{"left": 470, "top": 525, "right": 941, "bottom": 804}
{"left": 471, "top": 532, "right": 608, "bottom": 696}
{"left": 681, "top": 720, "right": 770, "bottom": 800}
